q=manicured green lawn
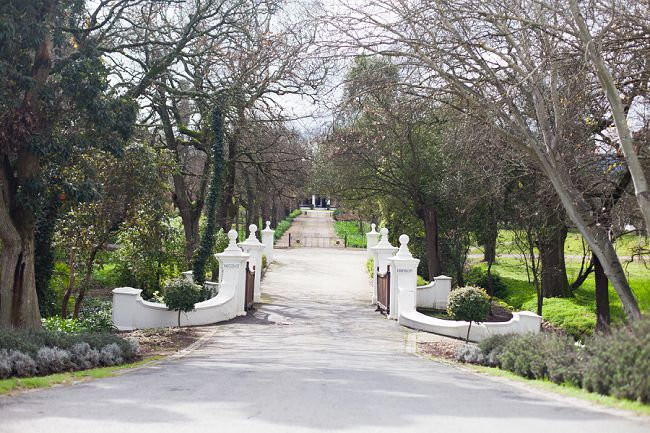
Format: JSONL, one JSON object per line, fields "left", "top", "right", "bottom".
{"left": 334, "top": 221, "right": 370, "bottom": 248}
{"left": 471, "top": 257, "right": 650, "bottom": 338}
{"left": 471, "top": 230, "right": 647, "bottom": 258}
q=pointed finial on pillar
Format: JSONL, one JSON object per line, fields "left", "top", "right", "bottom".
{"left": 265, "top": 221, "right": 271, "bottom": 230}
{"left": 369, "top": 223, "right": 377, "bottom": 233}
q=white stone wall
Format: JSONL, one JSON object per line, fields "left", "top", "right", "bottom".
{"left": 112, "top": 229, "right": 250, "bottom": 330}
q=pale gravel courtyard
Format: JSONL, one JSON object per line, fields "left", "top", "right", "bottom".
{"left": 0, "top": 213, "right": 648, "bottom": 432}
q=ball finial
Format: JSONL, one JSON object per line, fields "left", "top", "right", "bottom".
{"left": 380, "top": 227, "right": 389, "bottom": 236}
{"left": 228, "top": 229, "right": 238, "bottom": 242}
{"left": 371, "top": 223, "right": 376, "bottom": 231}
{"left": 249, "top": 224, "right": 257, "bottom": 233}
{"left": 265, "top": 221, "right": 271, "bottom": 229}
{"left": 399, "top": 234, "right": 409, "bottom": 245}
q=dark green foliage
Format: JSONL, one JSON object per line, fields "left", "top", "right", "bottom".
{"left": 274, "top": 209, "right": 302, "bottom": 241}
{"left": 497, "top": 334, "right": 583, "bottom": 385}
{"left": 193, "top": 101, "right": 226, "bottom": 285}
{"left": 464, "top": 266, "right": 508, "bottom": 299}
{"left": 463, "top": 320, "right": 650, "bottom": 403}
{"left": 163, "top": 279, "right": 202, "bottom": 326}
{"left": 77, "top": 298, "right": 114, "bottom": 333}
{"left": 447, "top": 287, "right": 491, "bottom": 322}
{"left": 34, "top": 195, "right": 62, "bottom": 317}
{"left": 583, "top": 319, "right": 650, "bottom": 403}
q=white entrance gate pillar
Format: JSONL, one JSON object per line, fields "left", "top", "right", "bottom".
{"left": 239, "top": 224, "right": 265, "bottom": 302}
{"left": 365, "top": 223, "right": 380, "bottom": 258}
{"left": 369, "top": 228, "right": 398, "bottom": 305}
{"left": 261, "top": 221, "right": 275, "bottom": 263}
{"left": 215, "top": 230, "right": 250, "bottom": 316}
{"left": 387, "top": 235, "right": 420, "bottom": 320}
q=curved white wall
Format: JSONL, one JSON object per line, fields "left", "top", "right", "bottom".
{"left": 112, "top": 281, "right": 239, "bottom": 331}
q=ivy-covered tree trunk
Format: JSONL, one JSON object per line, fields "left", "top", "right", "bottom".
{"left": 420, "top": 205, "right": 442, "bottom": 278}
{"left": 192, "top": 101, "right": 226, "bottom": 285}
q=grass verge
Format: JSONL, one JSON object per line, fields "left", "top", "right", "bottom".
{"left": 0, "top": 355, "right": 164, "bottom": 396}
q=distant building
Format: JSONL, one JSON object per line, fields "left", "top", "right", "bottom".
{"left": 300, "top": 195, "right": 334, "bottom": 209}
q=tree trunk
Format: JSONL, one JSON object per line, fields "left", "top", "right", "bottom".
{"left": 539, "top": 224, "right": 569, "bottom": 297}
{"left": 421, "top": 206, "right": 442, "bottom": 278}
{"left": 72, "top": 248, "right": 99, "bottom": 318}
{"left": 61, "top": 251, "right": 76, "bottom": 318}
{"left": 176, "top": 200, "right": 200, "bottom": 266}
{"left": 0, "top": 219, "right": 41, "bottom": 329}
{"left": 593, "top": 254, "right": 610, "bottom": 333}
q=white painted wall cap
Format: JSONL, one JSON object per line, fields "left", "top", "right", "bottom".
{"left": 112, "top": 287, "right": 142, "bottom": 295}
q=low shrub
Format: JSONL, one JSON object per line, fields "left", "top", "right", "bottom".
{"left": 417, "top": 275, "right": 428, "bottom": 286}
{"left": 0, "top": 328, "right": 139, "bottom": 379}
{"left": 8, "top": 350, "right": 37, "bottom": 377}
{"left": 497, "top": 334, "right": 548, "bottom": 380}
{"left": 274, "top": 209, "right": 302, "bottom": 241}
{"left": 0, "top": 350, "right": 11, "bottom": 379}
{"left": 464, "top": 266, "right": 507, "bottom": 298}
{"left": 456, "top": 319, "right": 649, "bottom": 403}
{"left": 478, "top": 334, "right": 516, "bottom": 367}
{"left": 447, "top": 286, "right": 490, "bottom": 341}
{"left": 454, "top": 344, "right": 485, "bottom": 364}
{"left": 0, "top": 328, "right": 138, "bottom": 362}
{"left": 35, "top": 346, "right": 73, "bottom": 375}
{"left": 583, "top": 318, "right": 650, "bottom": 403}
{"left": 99, "top": 343, "right": 123, "bottom": 366}
{"left": 262, "top": 255, "right": 268, "bottom": 269}
{"left": 70, "top": 342, "right": 101, "bottom": 370}
{"left": 163, "top": 278, "right": 202, "bottom": 326}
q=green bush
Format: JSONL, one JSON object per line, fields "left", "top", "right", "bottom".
{"left": 464, "top": 266, "right": 507, "bottom": 298}
{"left": 163, "top": 278, "right": 202, "bottom": 326}
{"left": 274, "top": 209, "right": 301, "bottom": 241}
{"left": 447, "top": 286, "right": 490, "bottom": 341}
{"left": 262, "top": 255, "right": 268, "bottom": 269}
{"left": 417, "top": 275, "right": 428, "bottom": 286}
{"left": 42, "top": 317, "right": 85, "bottom": 334}
{"left": 478, "top": 334, "right": 516, "bottom": 367}
{"left": 497, "top": 334, "right": 548, "bottom": 379}
{"left": 366, "top": 258, "right": 374, "bottom": 278}
{"left": 78, "top": 298, "right": 114, "bottom": 332}
{"left": 583, "top": 318, "right": 650, "bottom": 403}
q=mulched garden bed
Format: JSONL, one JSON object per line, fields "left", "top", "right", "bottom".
{"left": 121, "top": 327, "right": 212, "bottom": 357}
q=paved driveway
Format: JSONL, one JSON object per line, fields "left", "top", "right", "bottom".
{"left": 0, "top": 247, "right": 647, "bottom": 433}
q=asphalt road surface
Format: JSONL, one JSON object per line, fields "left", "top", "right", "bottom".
{"left": 1, "top": 244, "right": 648, "bottom": 432}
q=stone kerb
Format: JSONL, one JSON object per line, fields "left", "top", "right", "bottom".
{"left": 369, "top": 227, "right": 398, "bottom": 305}
{"left": 365, "top": 223, "right": 380, "bottom": 258}
{"left": 217, "top": 229, "right": 251, "bottom": 316}
{"left": 238, "top": 224, "right": 264, "bottom": 302}
{"left": 261, "top": 220, "right": 275, "bottom": 263}
{"left": 386, "top": 234, "right": 420, "bottom": 320}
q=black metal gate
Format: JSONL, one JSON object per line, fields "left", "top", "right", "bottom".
{"left": 288, "top": 233, "right": 344, "bottom": 248}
